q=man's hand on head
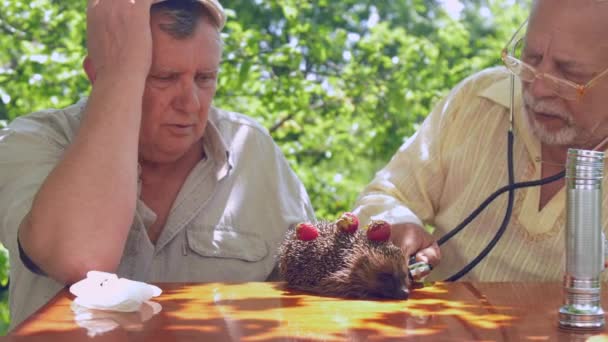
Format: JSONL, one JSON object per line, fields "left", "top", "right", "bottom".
{"left": 85, "top": 0, "right": 158, "bottom": 82}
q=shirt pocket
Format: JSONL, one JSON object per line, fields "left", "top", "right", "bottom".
{"left": 186, "top": 224, "right": 269, "bottom": 262}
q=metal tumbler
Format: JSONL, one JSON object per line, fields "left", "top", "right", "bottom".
{"left": 559, "top": 149, "right": 605, "bottom": 330}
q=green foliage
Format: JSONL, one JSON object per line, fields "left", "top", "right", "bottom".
{"left": 0, "top": 0, "right": 530, "bottom": 334}
{"left": 0, "top": 1, "right": 89, "bottom": 120}
{"left": 216, "top": 0, "right": 529, "bottom": 218}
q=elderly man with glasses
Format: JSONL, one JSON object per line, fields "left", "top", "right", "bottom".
{"left": 353, "top": 0, "right": 608, "bottom": 282}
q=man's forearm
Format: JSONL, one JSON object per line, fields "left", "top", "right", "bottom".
{"left": 19, "top": 75, "right": 146, "bottom": 284}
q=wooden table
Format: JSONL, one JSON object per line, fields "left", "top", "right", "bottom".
{"left": 7, "top": 282, "right": 608, "bottom": 341}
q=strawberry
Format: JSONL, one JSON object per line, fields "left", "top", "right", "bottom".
{"left": 336, "top": 212, "right": 359, "bottom": 233}
{"left": 366, "top": 220, "right": 391, "bottom": 242}
{"left": 296, "top": 222, "right": 319, "bottom": 241}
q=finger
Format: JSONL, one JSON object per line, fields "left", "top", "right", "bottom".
{"left": 415, "top": 242, "right": 441, "bottom": 267}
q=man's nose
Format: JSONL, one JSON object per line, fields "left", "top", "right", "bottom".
{"left": 528, "top": 61, "right": 558, "bottom": 99}
{"left": 528, "top": 74, "right": 557, "bottom": 99}
{"left": 175, "top": 81, "right": 201, "bottom": 113}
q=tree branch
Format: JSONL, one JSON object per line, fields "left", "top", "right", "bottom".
{"left": 268, "top": 101, "right": 325, "bottom": 133}
{"left": 269, "top": 113, "right": 295, "bottom": 133}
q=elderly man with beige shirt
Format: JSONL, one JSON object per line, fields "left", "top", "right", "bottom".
{"left": 0, "top": 0, "right": 314, "bottom": 329}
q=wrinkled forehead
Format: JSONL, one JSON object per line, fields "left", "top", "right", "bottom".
{"left": 528, "top": 0, "right": 608, "bottom": 69}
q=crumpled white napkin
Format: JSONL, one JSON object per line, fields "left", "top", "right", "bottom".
{"left": 69, "top": 271, "right": 162, "bottom": 312}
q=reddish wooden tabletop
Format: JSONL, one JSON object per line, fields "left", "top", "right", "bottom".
{"left": 7, "top": 282, "right": 608, "bottom": 341}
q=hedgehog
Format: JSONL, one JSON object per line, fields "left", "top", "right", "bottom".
{"left": 278, "top": 213, "right": 412, "bottom": 299}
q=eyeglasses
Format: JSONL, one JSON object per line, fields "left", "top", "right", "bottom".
{"left": 501, "top": 18, "right": 608, "bottom": 101}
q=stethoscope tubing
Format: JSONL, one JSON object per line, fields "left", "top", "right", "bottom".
{"left": 440, "top": 74, "right": 565, "bottom": 281}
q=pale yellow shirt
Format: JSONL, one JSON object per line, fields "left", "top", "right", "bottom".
{"left": 0, "top": 100, "right": 315, "bottom": 329}
{"left": 354, "top": 67, "right": 608, "bottom": 282}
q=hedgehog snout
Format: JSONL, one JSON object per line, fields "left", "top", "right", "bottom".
{"left": 376, "top": 272, "right": 409, "bottom": 299}
{"left": 395, "top": 286, "right": 409, "bottom": 299}
{"left": 386, "top": 283, "right": 409, "bottom": 299}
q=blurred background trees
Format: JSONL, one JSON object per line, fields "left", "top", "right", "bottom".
{"left": 0, "top": 0, "right": 529, "bottom": 333}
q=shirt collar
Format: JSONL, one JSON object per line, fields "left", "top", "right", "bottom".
{"left": 204, "top": 106, "right": 232, "bottom": 180}
{"left": 477, "top": 68, "right": 540, "bottom": 165}
{"left": 478, "top": 69, "right": 521, "bottom": 109}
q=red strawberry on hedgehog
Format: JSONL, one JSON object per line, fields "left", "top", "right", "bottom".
{"left": 278, "top": 212, "right": 413, "bottom": 299}
{"left": 295, "top": 222, "right": 319, "bottom": 241}
{"left": 366, "top": 220, "right": 391, "bottom": 242}
{"left": 336, "top": 212, "right": 359, "bottom": 233}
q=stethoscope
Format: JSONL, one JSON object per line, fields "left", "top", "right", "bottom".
{"left": 437, "top": 73, "right": 566, "bottom": 281}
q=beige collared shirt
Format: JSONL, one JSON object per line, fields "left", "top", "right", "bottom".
{"left": 0, "top": 100, "right": 315, "bottom": 329}
{"left": 354, "top": 67, "right": 608, "bottom": 282}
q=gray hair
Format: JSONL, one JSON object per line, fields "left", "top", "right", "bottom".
{"left": 151, "top": 0, "right": 222, "bottom": 40}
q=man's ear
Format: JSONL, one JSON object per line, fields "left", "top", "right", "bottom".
{"left": 82, "top": 56, "right": 96, "bottom": 84}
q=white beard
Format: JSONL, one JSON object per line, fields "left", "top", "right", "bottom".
{"left": 522, "top": 92, "right": 578, "bottom": 146}
{"left": 525, "top": 112, "right": 578, "bottom": 145}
